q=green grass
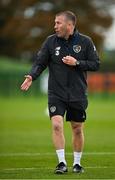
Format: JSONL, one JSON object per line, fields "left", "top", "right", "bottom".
{"left": 0, "top": 57, "right": 30, "bottom": 72}
{"left": 0, "top": 95, "right": 115, "bottom": 179}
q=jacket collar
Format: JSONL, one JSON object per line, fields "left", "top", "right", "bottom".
{"left": 57, "top": 31, "right": 79, "bottom": 42}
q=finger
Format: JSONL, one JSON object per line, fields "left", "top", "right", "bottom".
{"left": 21, "top": 85, "right": 26, "bottom": 90}
{"left": 25, "top": 86, "right": 29, "bottom": 91}
{"left": 21, "top": 83, "right": 27, "bottom": 90}
{"left": 65, "top": 55, "right": 70, "bottom": 59}
{"left": 21, "top": 85, "right": 28, "bottom": 91}
{"left": 21, "top": 83, "right": 26, "bottom": 89}
{"left": 21, "top": 79, "right": 29, "bottom": 87}
{"left": 62, "top": 58, "right": 68, "bottom": 62}
{"left": 65, "top": 59, "right": 69, "bottom": 63}
{"left": 63, "top": 60, "right": 69, "bottom": 65}
{"left": 62, "top": 59, "right": 67, "bottom": 64}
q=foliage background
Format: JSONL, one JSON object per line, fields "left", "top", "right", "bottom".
{"left": 0, "top": 0, "right": 115, "bottom": 59}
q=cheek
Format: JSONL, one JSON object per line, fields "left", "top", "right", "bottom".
{"left": 63, "top": 27, "right": 68, "bottom": 34}
{"left": 61, "top": 25, "right": 67, "bottom": 33}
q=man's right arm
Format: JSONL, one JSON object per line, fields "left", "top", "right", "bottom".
{"left": 29, "top": 38, "right": 50, "bottom": 81}
{"left": 21, "top": 37, "right": 50, "bottom": 91}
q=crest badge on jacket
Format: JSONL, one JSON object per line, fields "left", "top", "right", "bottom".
{"left": 73, "top": 45, "right": 81, "bottom": 53}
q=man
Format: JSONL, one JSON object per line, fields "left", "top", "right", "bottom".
{"left": 21, "top": 11, "right": 100, "bottom": 174}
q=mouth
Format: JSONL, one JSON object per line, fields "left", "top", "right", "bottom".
{"left": 55, "top": 30, "right": 62, "bottom": 37}
{"left": 55, "top": 30, "right": 59, "bottom": 33}
{"left": 55, "top": 31, "right": 60, "bottom": 36}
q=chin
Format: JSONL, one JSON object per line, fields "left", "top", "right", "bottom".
{"left": 56, "top": 33, "right": 61, "bottom": 37}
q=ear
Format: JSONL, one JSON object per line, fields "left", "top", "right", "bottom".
{"left": 67, "top": 22, "right": 73, "bottom": 31}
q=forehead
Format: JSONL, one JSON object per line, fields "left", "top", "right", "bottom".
{"left": 55, "top": 15, "right": 66, "bottom": 22}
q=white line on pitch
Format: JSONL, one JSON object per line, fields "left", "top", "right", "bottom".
{"left": 0, "top": 152, "right": 115, "bottom": 157}
{"left": 0, "top": 166, "right": 114, "bottom": 172}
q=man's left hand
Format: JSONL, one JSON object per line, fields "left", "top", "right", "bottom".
{"left": 62, "top": 56, "right": 77, "bottom": 66}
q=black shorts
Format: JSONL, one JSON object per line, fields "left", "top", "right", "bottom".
{"left": 48, "top": 97, "right": 88, "bottom": 122}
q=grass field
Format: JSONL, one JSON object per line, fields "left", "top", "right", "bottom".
{"left": 0, "top": 95, "right": 115, "bottom": 179}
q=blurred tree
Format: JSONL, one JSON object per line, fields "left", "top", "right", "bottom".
{"left": 0, "top": 0, "right": 114, "bottom": 60}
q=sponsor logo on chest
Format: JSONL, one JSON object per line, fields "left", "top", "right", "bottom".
{"left": 55, "top": 46, "right": 61, "bottom": 56}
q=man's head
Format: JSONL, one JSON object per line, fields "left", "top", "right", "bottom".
{"left": 54, "top": 11, "right": 77, "bottom": 39}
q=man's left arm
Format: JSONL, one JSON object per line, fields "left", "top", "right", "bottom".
{"left": 76, "top": 39, "right": 100, "bottom": 71}
{"left": 62, "top": 39, "right": 100, "bottom": 71}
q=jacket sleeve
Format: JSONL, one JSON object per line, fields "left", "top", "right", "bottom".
{"left": 29, "top": 38, "right": 50, "bottom": 80}
{"left": 78, "top": 38, "right": 100, "bottom": 71}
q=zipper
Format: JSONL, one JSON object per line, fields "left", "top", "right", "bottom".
{"left": 65, "top": 40, "right": 71, "bottom": 101}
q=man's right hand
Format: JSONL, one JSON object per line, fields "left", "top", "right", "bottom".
{"left": 21, "top": 75, "right": 32, "bottom": 91}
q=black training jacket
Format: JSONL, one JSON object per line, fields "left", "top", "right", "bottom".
{"left": 29, "top": 32, "right": 100, "bottom": 102}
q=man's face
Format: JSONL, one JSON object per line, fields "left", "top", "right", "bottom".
{"left": 54, "top": 15, "right": 69, "bottom": 38}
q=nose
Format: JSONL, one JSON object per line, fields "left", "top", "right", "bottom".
{"left": 54, "top": 24, "right": 57, "bottom": 30}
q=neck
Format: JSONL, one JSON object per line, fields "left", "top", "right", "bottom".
{"left": 65, "top": 30, "right": 74, "bottom": 40}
